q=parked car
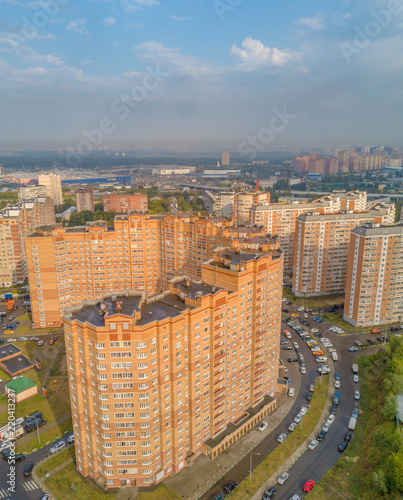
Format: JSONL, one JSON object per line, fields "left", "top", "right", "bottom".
{"left": 302, "top": 480, "right": 315, "bottom": 492}
{"left": 37, "top": 341, "right": 44, "bottom": 346}
{"left": 355, "top": 390, "right": 360, "bottom": 400}
{"left": 316, "top": 430, "right": 326, "bottom": 441}
{"left": 223, "top": 481, "right": 238, "bottom": 493}
{"left": 306, "top": 392, "right": 312, "bottom": 401}
{"left": 294, "top": 413, "right": 303, "bottom": 424}
{"left": 258, "top": 422, "right": 268, "bottom": 432}
{"left": 67, "top": 433, "right": 74, "bottom": 444}
{"left": 322, "top": 422, "right": 331, "bottom": 433}
{"left": 262, "top": 487, "right": 276, "bottom": 499}
{"left": 353, "top": 375, "right": 359, "bottom": 383}
{"left": 308, "top": 439, "right": 318, "bottom": 451}
{"left": 327, "top": 414, "right": 335, "bottom": 425}
{"left": 309, "top": 384, "right": 315, "bottom": 392}
{"left": 338, "top": 442, "right": 348, "bottom": 452}
{"left": 288, "top": 422, "right": 298, "bottom": 432}
{"left": 354, "top": 340, "right": 362, "bottom": 346}
{"left": 349, "top": 346, "right": 359, "bottom": 352}
{"left": 288, "top": 388, "right": 295, "bottom": 397}
{"left": 277, "top": 433, "right": 287, "bottom": 443}
{"left": 23, "top": 462, "right": 34, "bottom": 476}
{"left": 352, "top": 408, "right": 359, "bottom": 419}
{"left": 335, "top": 372, "right": 340, "bottom": 381}
{"left": 344, "top": 432, "right": 352, "bottom": 442}
{"left": 50, "top": 441, "right": 66, "bottom": 454}
{"left": 277, "top": 472, "right": 289, "bottom": 485}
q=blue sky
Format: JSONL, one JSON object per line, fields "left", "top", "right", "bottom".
{"left": 0, "top": 0, "right": 403, "bottom": 152}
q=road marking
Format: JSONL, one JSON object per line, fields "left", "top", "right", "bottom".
{"left": 0, "top": 488, "right": 8, "bottom": 498}
{"left": 23, "top": 480, "right": 38, "bottom": 491}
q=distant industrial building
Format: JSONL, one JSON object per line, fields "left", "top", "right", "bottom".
{"left": 202, "top": 170, "right": 241, "bottom": 179}
{"left": 61, "top": 176, "right": 131, "bottom": 185}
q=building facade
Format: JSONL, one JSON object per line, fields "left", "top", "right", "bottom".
{"left": 103, "top": 194, "right": 148, "bottom": 213}
{"left": 76, "top": 187, "right": 94, "bottom": 213}
{"left": 292, "top": 205, "right": 395, "bottom": 297}
{"left": 18, "top": 185, "right": 48, "bottom": 200}
{"left": 233, "top": 190, "right": 270, "bottom": 225}
{"left": 0, "top": 197, "right": 55, "bottom": 287}
{"left": 62, "top": 248, "right": 283, "bottom": 488}
{"left": 38, "top": 173, "right": 63, "bottom": 206}
{"left": 344, "top": 223, "right": 403, "bottom": 327}
{"left": 221, "top": 152, "right": 230, "bottom": 166}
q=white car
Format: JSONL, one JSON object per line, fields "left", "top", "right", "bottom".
{"left": 67, "top": 433, "right": 74, "bottom": 443}
{"left": 301, "top": 366, "right": 306, "bottom": 374}
{"left": 303, "top": 313, "right": 309, "bottom": 318}
{"left": 322, "top": 422, "right": 331, "bottom": 433}
{"left": 285, "top": 332, "right": 292, "bottom": 339}
{"left": 353, "top": 374, "right": 359, "bottom": 383}
{"left": 311, "top": 328, "right": 319, "bottom": 333}
{"left": 277, "top": 433, "right": 287, "bottom": 443}
{"left": 327, "top": 414, "right": 335, "bottom": 425}
{"left": 282, "top": 298, "right": 287, "bottom": 302}
{"left": 335, "top": 380, "right": 341, "bottom": 389}
{"left": 258, "top": 422, "right": 268, "bottom": 432}
{"left": 293, "top": 342, "right": 299, "bottom": 348}
{"left": 277, "top": 471, "right": 289, "bottom": 485}
{"left": 300, "top": 406, "right": 308, "bottom": 416}
{"left": 288, "top": 388, "right": 295, "bottom": 397}
{"left": 308, "top": 439, "right": 318, "bottom": 451}
{"left": 298, "top": 307, "right": 305, "bottom": 311}
{"left": 294, "top": 413, "right": 303, "bottom": 424}
{"left": 50, "top": 441, "right": 66, "bottom": 454}
{"left": 288, "top": 422, "right": 298, "bottom": 432}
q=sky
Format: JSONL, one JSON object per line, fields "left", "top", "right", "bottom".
{"left": 0, "top": 0, "right": 403, "bottom": 154}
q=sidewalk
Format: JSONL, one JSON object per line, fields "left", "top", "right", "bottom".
{"left": 17, "top": 413, "right": 72, "bottom": 446}
{"left": 33, "top": 456, "right": 74, "bottom": 498}
{"left": 164, "top": 368, "right": 302, "bottom": 500}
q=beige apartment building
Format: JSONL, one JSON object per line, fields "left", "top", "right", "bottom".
{"left": 38, "top": 173, "right": 63, "bottom": 206}
{"left": 202, "top": 190, "right": 235, "bottom": 218}
{"left": 18, "top": 185, "right": 48, "bottom": 201}
{"left": 292, "top": 204, "right": 395, "bottom": 297}
{"left": 62, "top": 247, "right": 283, "bottom": 488}
{"left": 0, "top": 197, "right": 55, "bottom": 287}
{"left": 76, "top": 187, "right": 94, "bottom": 213}
{"left": 250, "top": 195, "right": 341, "bottom": 273}
{"left": 233, "top": 190, "right": 270, "bottom": 224}
{"left": 25, "top": 213, "right": 237, "bottom": 328}
{"left": 344, "top": 223, "right": 403, "bottom": 327}
{"left": 103, "top": 194, "right": 148, "bottom": 213}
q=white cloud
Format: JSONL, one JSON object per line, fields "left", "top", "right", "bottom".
{"left": 230, "top": 38, "right": 296, "bottom": 69}
{"left": 171, "top": 15, "right": 191, "bottom": 22}
{"left": 66, "top": 19, "right": 89, "bottom": 35}
{"left": 297, "top": 15, "right": 325, "bottom": 31}
{"left": 104, "top": 17, "right": 117, "bottom": 28}
{"left": 16, "top": 66, "right": 47, "bottom": 76}
{"left": 122, "top": 0, "right": 159, "bottom": 12}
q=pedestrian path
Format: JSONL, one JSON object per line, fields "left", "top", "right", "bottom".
{"left": 22, "top": 479, "right": 39, "bottom": 492}
{"left": 0, "top": 488, "right": 8, "bottom": 498}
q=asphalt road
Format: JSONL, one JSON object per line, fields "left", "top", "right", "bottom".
{"left": 201, "top": 301, "right": 385, "bottom": 500}
{"left": 0, "top": 433, "right": 72, "bottom": 500}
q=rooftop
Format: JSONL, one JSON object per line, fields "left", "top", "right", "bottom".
{"left": 1, "top": 354, "right": 35, "bottom": 376}
{"left": 5, "top": 376, "right": 36, "bottom": 395}
{"left": 0, "top": 344, "right": 21, "bottom": 360}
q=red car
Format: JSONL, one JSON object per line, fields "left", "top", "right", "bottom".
{"left": 302, "top": 480, "right": 315, "bottom": 492}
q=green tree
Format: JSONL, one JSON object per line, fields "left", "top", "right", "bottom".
{"left": 388, "top": 452, "right": 403, "bottom": 492}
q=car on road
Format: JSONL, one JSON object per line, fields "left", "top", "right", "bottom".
{"left": 4, "top": 329, "right": 14, "bottom": 334}
{"left": 349, "top": 346, "right": 359, "bottom": 352}
{"left": 353, "top": 374, "right": 359, "bottom": 383}
{"left": 335, "top": 380, "right": 341, "bottom": 389}
{"left": 330, "top": 405, "right": 337, "bottom": 414}
{"left": 306, "top": 392, "right": 312, "bottom": 401}
{"left": 223, "top": 481, "right": 238, "bottom": 493}
{"left": 213, "top": 493, "right": 225, "bottom": 500}
{"left": 352, "top": 408, "right": 359, "bottom": 419}
{"left": 37, "top": 340, "right": 44, "bottom": 346}
{"left": 308, "top": 439, "right": 318, "bottom": 451}
{"left": 322, "top": 422, "right": 331, "bottom": 433}
{"left": 277, "top": 433, "right": 287, "bottom": 443}
{"left": 327, "top": 414, "right": 335, "bottom": 425}
{"left": 338, "top": 442, "right": 349, "bottom": 452}
{"left": 297, "top": 307, "right": 305, "bottom": 311}
{"left": 293, "top": 342, "right": 299, "bottom": 348}
{"left": 288, "top": 422, "right": 298, "bottom": 432}
{"left": 258, "top": 422, "right": 268, "bottom": 432}
{"left": 262, "top": 486, "right": 276, "bottom": 499}
{"left": 302, "top": 480, "right": 315, "bottom": 492}
{"left": 301, "top": 366, "right": 306, "bottom": 374}
{"left": 335, "top": 372, "right": 340, "bottom": 380}
{"left": 40, "top": 495, "right": 50, "bottom": 500}
{"left": 354, "top": 340, "right": 362, "bottom": 346}
{"left": 289, "top": 496, "right": 300, "bottom": 500}
{"left": 300, "top": 406, "right": 308, "bottom": 416}
{"left": 309, "top": 384, "right": 315, "bottom": 392}
{"left": 288, "top": 357, "right": 299, "bottom": 363}
{"left": 284, "top": 331, "right": 292, "bottom": 339}
{"left": 294, "top": 413, "right": 303, "bottom": 424}
{"left": 288, "top": 388, "right": 295, "bottom": 397}
{"left": 310, "top": 328, "right": 319, "bottom": 333}
{"left": 282, "top": 346, "right": 293, "bottom": 350}
{"left": 355, "top": 390, "right": 360, "bottom": 400}
{"left": 50, "top": 440, "right": 66, "bottom": 454}
{"left": 344, "top": 433, "right": 352, "bottom": 442}
{"left": 23, "top": 462, "right": 34, "bottom": 476}
{"left": 277, "top": 472, "right": 289, "bottom": 485}
{"left": 316, "top": 430, "right": 326, "bottom": 441}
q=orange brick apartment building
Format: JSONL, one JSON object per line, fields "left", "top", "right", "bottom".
{"left": 344, "top": 223, "right": 403, "bottom": 327}
{"left": 27, "top": 214, "right": 280, "bottom": 328}
{"left": 62, "top": 248, "right": 283, "bottom": 488}
{"left": 103, "top": 193, "right": 148, "bottom": 213}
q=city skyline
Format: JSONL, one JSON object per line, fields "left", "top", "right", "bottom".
{"left": 1, "top": 0, "right": 403, "bottom": 152}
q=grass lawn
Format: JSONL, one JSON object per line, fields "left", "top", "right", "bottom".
{"left": 18, "top": 417, "right": 72, "bottom": 454}
{"left": 45, "top": 462, "right": 116, "bottom": 500}
{"left": 282, "top": 288, "right": 344, "bottom": 310}
{"left": 0, "top": 367, "right": 10, "bottom": 380}
{"left": 37, "top": 446, "right": 75, "bottom": 477}
{"left": 16, "top": 324, "right": 32, "bottom": 335}
{"left": 0, "top": 391, "right": 71, "bottom": 427}
{"left": 138, "top": 485, "right": 182, "bottom": 500}
{"left": 229, "top": 376, "right": 330, "bottom": 499}
{"left": 18, "top": 313, "right": 29, "bottom": 321}
{"left": 49, "top": 351, "right": 66, "bottom": 376}
{"left": 321, "top": 312, "right": 365, "bottom": 333}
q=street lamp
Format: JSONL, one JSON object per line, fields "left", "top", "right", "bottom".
{"left": 250, "top": 452, "right": 261, "bottom": 483}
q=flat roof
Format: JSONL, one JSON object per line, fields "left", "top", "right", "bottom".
{"left": 1, "top": 355, "right": 34, "bottom": 376}
{"left": 0, "top": 344, "right": 21, "bottom": 360}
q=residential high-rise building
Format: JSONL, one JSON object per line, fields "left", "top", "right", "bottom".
{"left": 25, "top": 213, "right": 237, "bottom": 328}
{"left": 103, "top": 193, "right": 148, "bottom": 213}
{"left": 233, "top": 190, "right": 270, "bottom": 224}
{"left": 18, "top": 185, "right": 48, "bottom": 200}
{"left": 63, "top": 247, "right": 283, "bottom": 488}
{"left": 292, "top": 204, "right": 395, "bottom": 297}
{"left": 0, "top": 197, "right": 55, "bottom": 287}
{"left": 75, "top": 186, "right": 94, "bottom": 213}
{"left": 221, "top": 152, "right": 230, "bottom": 166}
{"left": 344, "top": 223, "right": 403, "bottom": 327}
{"left": 38, "top": 173, "right": 63, "bottom": 206}
{"left": 202, "top": 190, "right": 235, "bottom": 218}
{"left": 250, "top": 195, "right": 342, "bottom": 273}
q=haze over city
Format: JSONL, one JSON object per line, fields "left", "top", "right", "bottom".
{"left": 1, "top": 0, "right": 403, "bottom": 151}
